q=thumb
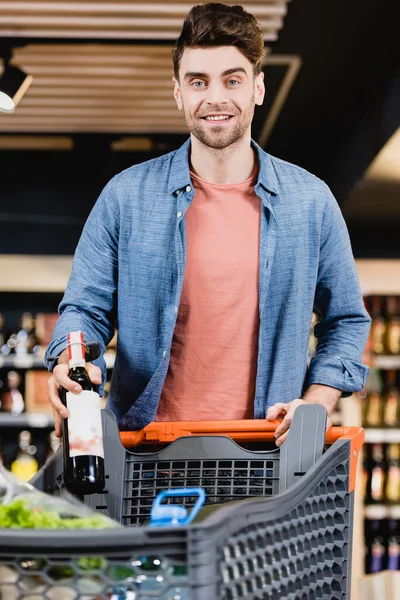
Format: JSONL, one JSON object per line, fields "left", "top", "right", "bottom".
{"left": 86, "top": 362, "right": 102, "bottom": 385}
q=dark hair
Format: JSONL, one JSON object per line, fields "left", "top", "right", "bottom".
{"left": 173, "top": 3, "right": 266, "bottom": 79}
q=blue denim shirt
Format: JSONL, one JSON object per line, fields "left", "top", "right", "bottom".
{"left": 45, "top": 138, "right": 371, "bottom": 430}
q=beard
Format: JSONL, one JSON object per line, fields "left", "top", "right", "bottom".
{"left": 182, "top": 97, "right": 255, "bottom": 150}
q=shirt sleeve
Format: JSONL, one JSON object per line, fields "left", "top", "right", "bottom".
{"left": 44, "top": 180, "right": 119, "bottom": 395}
{"left": 305, "top": 185, "right": 371, "bottom": 397}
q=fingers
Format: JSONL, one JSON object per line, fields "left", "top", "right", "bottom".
{"left": 274, "top": 415, "right": 292, "bottom": 442}
{"left": 48, "top": 362, "right": 103, "bottom": 439}
{"left": 267, "top": 399, "right": 306, "bottom": 447}
{"left": 52, "top": 407, "right": 62, "bottom": 439}
{"left": 266, "top": 403, "right": 287, "bottom": 421}
{"left": 53, "top": 363, "right": 81, "bottom": 393}
{"left": 48, "top": 373, "right": 68, "bottom": 439}
{"left": 86, "top": 363, "right": 102, "bottom": 385}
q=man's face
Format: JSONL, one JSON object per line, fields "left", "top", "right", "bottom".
{"left": 173, "top": 46, "right": 265, "bottom": 150}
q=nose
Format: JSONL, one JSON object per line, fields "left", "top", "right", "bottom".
{"left": 205, "top": 81, "right": 228, "bottom": 106}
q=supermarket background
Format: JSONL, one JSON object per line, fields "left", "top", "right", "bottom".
{"left": 0, "top": 0, "right": 399, "bottom": 597}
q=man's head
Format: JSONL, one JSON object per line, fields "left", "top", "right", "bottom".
{"left": 172, "top": 3, "right": 266, "bottom": 150}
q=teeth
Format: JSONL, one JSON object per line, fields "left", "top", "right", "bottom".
{"left": 205, "top": 115, "right": 231, "bottom": 121}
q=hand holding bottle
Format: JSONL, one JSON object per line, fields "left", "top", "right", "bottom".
{"left": 48, "top": 359, "right": 102, "bottom": 438}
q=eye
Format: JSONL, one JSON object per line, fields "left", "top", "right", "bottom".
{"left": 192, "top": 80, "right": 206, "bottom": 88}
{"left": 227, "top": 79, "right": 240, "bottom": 87}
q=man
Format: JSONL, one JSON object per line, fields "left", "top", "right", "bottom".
{"left": 46, "top": 3, "right": 370, "bottom": 447}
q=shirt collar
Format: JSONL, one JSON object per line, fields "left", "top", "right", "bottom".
{"left": 168, "top": 137, "right": 279, "bottom": 196}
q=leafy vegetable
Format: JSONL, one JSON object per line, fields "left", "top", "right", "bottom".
{"left": 0, "top": 498, "right": 114, "bottom": 529}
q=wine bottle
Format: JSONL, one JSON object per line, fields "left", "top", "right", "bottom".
{"left": 369, "top": 444, "right": 386, "bottom": 504}
{"left": 370, "top": 296, "right": 387, "bottom": 355}
{"left": 385, "top": 444, "right": 400, "bottom": 504}
{"left": 60, "top": 331, "right": 105, "bottom": 495}
{"left": 382, "top": 371, "right": 400, "bottom": 428}
{"left": 387, "top": 506, "right": 400, "bottom": 571}
{"left": 364, "top": 504, "right": 387, "bottom": 574}
{"left": 386, "top": 296, "right": 400, "bottom": 355}
{"left": 364, "top": 390, "right": 383, "bottom": 428}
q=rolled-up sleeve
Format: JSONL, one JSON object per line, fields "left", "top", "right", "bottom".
{"left": 44, "top": 180, "right": 119, "bottom": 394}
{"left": 305, "top": 185, "right": 371, "bottom": 396}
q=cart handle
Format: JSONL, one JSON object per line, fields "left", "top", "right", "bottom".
{"left": 119, "top": 419, "right": 363, "bottom": 448}
{"left": 120, "top": 420, "right": 364, "bottom": 494}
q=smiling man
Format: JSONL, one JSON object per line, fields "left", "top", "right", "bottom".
{"left": 46, "top": 3, "right": 370, "bottom": 446}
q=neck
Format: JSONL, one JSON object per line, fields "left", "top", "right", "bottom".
{"left": 190, "top": 132, "right": 257, "bottom": 184}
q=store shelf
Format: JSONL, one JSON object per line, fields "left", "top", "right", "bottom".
{"left": 0, "top": 352, "right": 116, "bottom": 370}
{"left": 373, "top": 356, "right": 400, "bottom": 369}
{"left": 0, "top": 255, "right": 72, "bottom": 292}
{"left": 0, "top": 414, "right": 54, "bottom": 429}
{"left": 356, "top": 260, "right": 400, "bottom": 295}
{"left": 0, "top": 355, "right": 45, "bottom": 369}
{"left": 364, "top": 428, "right": 400, "bottom": 443}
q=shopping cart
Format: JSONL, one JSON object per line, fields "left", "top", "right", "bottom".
{"left": 0, "top": 404, "right": 363, "bottom": 600}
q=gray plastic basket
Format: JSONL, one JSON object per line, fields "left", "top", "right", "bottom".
{"left": 0, "top": 405, "right": 364, "bottom": 600}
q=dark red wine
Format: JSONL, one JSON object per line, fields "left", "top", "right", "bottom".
{"left": 60, "top": 331, "right": 105, "bottom": 495}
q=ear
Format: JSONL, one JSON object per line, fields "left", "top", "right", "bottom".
{"left": 173, "top": 76, "right": 183, "bottom": 111}
{"left": 255, "top": 71, "right": 265, "bottom": 106}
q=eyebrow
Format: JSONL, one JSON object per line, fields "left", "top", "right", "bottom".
{"left": 183, "top": 67, "right": 249, "bottom": 80}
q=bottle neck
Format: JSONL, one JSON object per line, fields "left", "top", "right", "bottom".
{"left": 67, "top": 331, "right": 86, "bottom": 369}
{"left": 69, "top": 365, "right": 86, "bottom": 374}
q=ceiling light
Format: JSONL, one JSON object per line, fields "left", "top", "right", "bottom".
{"left": 0, "top": 61, "right": 33, "bottom": 113}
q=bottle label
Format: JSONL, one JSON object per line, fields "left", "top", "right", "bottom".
{"left": 371, "top": 466, "right": 384, "bottom": 502}
{"left": 388, "top": 322, "right": 400, "bottom": 354}
{"left": 387, "top": 466, "right": 400, "bottom": 502}
{"left": 66, "top": 390, "right": 104, "bottom": 458}
{"left": 366, "top": 394, "right": 381, "bottom": 427}
{"left": 384, "top": 395, "right": 398, "bottom": 426}
{"left": 371, "top": 321, "right": 386, "bottom": 354}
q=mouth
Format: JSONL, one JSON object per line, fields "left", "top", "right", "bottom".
{"left": 201, "top": 114, "right": 234, "bottom": 122}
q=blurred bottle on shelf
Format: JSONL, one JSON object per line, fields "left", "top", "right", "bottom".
{"left": 5, "top": 312, "right": 41, "bottom": 356}
{"left": 362, "top": 368, "right": 383, "bottom": 428}
{"left": 386, "top": 296, "right": 400, "bottom": 355}
{"left": 382, "top": 370, "right": 400, "bottom": 428}
{"left": 10, "top": 430, "right": 38, "bottom": 481}
{"left": 35, "top": 312, "right": 59, "bottom": 352}
{"left": 0, "top": 370, "right": 24, "bottom": 415}
{"left": 387, "top": 506, "right": 400, "bottom": 571}
{"left": 0, "top": 312, "right": 9, "bottom": 356}
{"left": 364, "top": 390, "right": 383, "bottom": 428}
{"left": 385, "top": 444, "right": 400, "bottom": 504}
{"left": 365, "top": 504, "right": 387, "bottom": 574}
{"left": 366, "top": 443, "right": 386, "bottom": 504}
{"left": 369, "top": 296, "right": 387, "bottom": 355}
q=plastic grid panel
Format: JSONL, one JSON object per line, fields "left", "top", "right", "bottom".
{"left": 218, "top": 459, "right": 351, "bottom": 600}
{"left": 123, "top": 456, "right": 279, "bottom": 526}
{"left": 0, "top": 554, "right": 190, "bottom": 600}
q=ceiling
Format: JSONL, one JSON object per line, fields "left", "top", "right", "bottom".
{"left": 0, "top": 0, "right": 288, "bottom": 41}
{"left": 0, "top": 0, "right": 399, "bottom": 258}
{"left": 0, "top": 0, "right": 294, "bottom": 140}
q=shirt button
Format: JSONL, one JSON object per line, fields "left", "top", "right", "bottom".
{"left": 177, "top": 211, "right": 183, "bottom": 218}
{"left": 163, "top": 350, "right": 167, "bottom": 357}
{"left": 186, "top": 185, "right": 191, "bottom": 193}
{"left": 175, "top": 190, "right": 180, "bottom": 195}
{"left": 174, "top": 306, "right": 178, "bottom": 312}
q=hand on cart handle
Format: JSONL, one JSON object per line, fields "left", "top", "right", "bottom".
{"left": 48, "top": 361, "right": 102, "bottom": 438}
{"left": 266, "top": 398, "right": 332, "bottom": 447}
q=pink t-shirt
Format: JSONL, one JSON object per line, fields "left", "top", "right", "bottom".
{"left": 156, "top": 168, "right": 261, "bottom": 421}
